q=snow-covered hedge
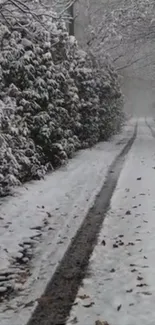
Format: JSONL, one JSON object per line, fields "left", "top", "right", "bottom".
{"left": 0, "top": 8, "right": 124, "bottom": 197}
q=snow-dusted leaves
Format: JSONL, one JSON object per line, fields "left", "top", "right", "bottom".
{"left": 0, "top": 4, "right": 123, "bottom": 196}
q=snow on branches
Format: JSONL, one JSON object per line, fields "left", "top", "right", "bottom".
{"left": 75, "top": 0, "right": 155, "bottom": 76}
{"left": 0, "top": 0, "right": 124, "bottom": 196}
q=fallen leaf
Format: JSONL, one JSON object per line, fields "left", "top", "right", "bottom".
{"left": 113, "top": 243, "right": 118, "bottom": 248}
{"left": 101, "top": 240, "right": 106, "bottom": 246}
{"left": 95, "top": 321, "right": 110, "bottom": 325}
{"left": 48, "top": 227, "right": 55, "bottom": 231}
{"left": 137, "top": 276, "right": 143, "bottom": 281}
{"left": 125, "top": 188, "right": 130, "bottom": 192}
{"left": 46, "top": 212, "right": 52, "bottom": 218}
{"left": 142, "top": 265, "right": 149, "bottom": 268}
{"left": 126, "top": 289, "right": 133, "bottom": 293}
{"left": 126, "top": 210, "right": 131, "bottom": 215}
{"left": 30, "top": 225, "right": 42, "bottom": 231}
{"left": 43, "top": 219, "right": 49, "bottom": 226}
{"left": 117, "top": 304, "right": 122, "bottom": 311}
{"left": 118, "top": 241, "right": 124, "bottom": 246}
{"left": 127, "top": 242, "right": 135, "bottom": 246}
{"left": 136, "top": 283, "right": 148, "bottom": 287}
{"left": 141, "top": 291, "right": 152, "bottom": 295}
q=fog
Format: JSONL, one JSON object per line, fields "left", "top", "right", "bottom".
{"left": 74, "top": 0, "right": 155, "bottom": 119}
{"left": 120, "top": 76, "right": 155, "bottom": 118}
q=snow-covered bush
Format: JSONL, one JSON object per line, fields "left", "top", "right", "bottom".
{"left": 0, "top": 2, "right": 124, "bottom": 196}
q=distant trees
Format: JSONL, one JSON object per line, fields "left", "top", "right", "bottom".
{"left": 74, "top": 0, "right": 155, "bottom": 76}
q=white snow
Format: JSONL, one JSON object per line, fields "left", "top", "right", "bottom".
{"left": 67, "top": 117, "right": 155, "bottom": 325}
{"left": 0, "top": 119, "right": 135, "bottom": 325}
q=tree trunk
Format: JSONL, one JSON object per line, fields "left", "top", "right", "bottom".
{"left": 68, "top": 3, "right": 74, "bottom": 36}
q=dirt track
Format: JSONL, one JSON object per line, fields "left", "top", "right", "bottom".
{"left": 27, "top": 123, "right": 137, "bottom": 325}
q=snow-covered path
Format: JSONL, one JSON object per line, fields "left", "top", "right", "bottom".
{"left": 0, "top": 119, "right": 135, "bottom": 325}
{"left": 67, "top": 117, "right": 155, "bottom": 325}
{"left": 2, "top": 117, "right": 155, "bottom": 325}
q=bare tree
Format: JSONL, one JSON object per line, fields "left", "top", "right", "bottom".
{"left": 74, "top": 0, "right": 155, "bottom": 79}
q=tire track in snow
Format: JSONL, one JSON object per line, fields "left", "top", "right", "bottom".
{"left": 27, "top": 122, "right": 137, "bottom": 325}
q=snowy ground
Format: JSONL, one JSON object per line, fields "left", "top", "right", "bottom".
{"left": 67, "top": 117, "right": 155, "bottom": 325}
{"left": 0, "top": 119, "right": 135, "bottom": 325}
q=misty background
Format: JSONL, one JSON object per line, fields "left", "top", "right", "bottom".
{"left": 72, "top": 0, "right": 155, "bottom": 118}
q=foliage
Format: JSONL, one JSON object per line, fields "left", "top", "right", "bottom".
{"left": 0, "top": 1, "right": 124, "bottom": 196}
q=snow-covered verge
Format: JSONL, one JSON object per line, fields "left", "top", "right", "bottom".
{"left": 0, "top": 0, "right": 124, "bottom": 197}
{"left": 0, "top": 119, "right": 135, "bottom": 325}
{"left": 67, "top": 118, "right": 155, "bottom": 325}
